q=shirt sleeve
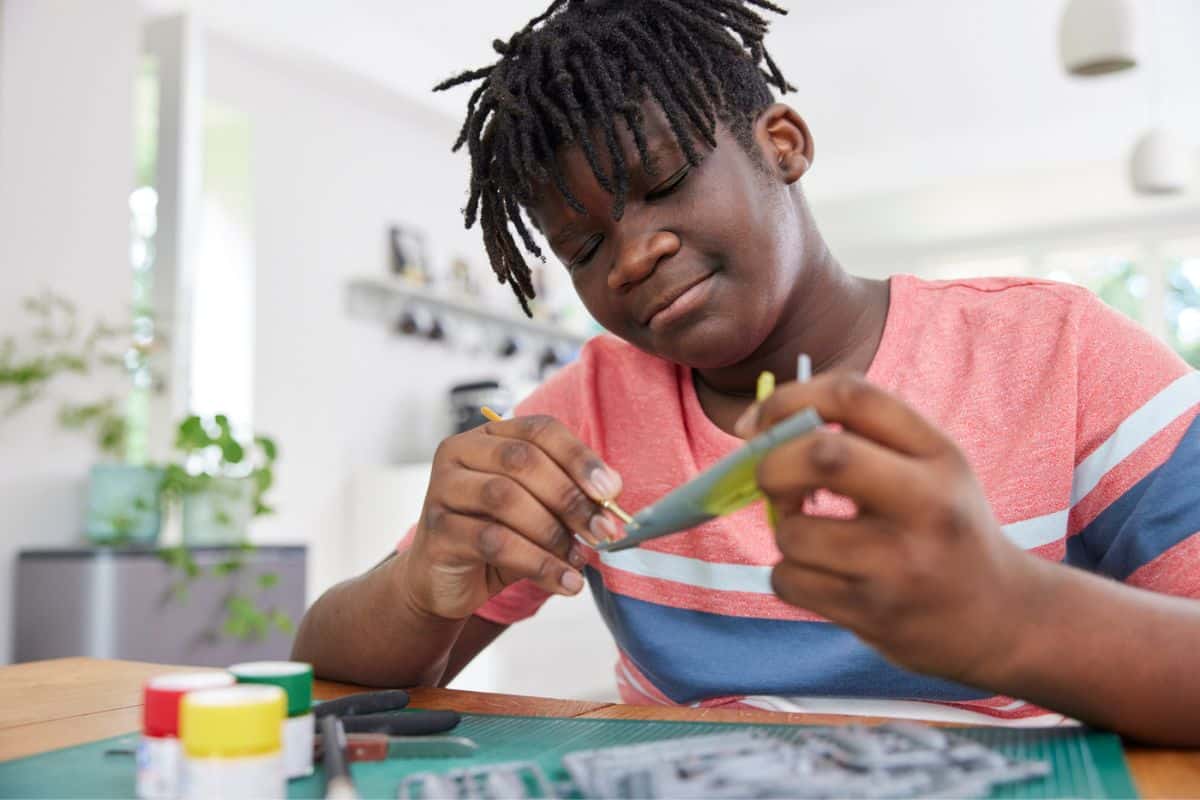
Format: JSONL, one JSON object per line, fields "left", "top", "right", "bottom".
{"left": 396, "top": 344, "right": 598, "bottom": 626}
{"left": 1065, "top": 291, "right": 1200, "bottom": 597}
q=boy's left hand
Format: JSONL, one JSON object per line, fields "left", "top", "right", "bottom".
{"left": 737, "top": 372, "right": 1048, "bottom": 687}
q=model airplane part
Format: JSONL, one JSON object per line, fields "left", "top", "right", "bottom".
{"left": 399, "top": 761, "right": 555, "bottom": 799}
{"left": 599, "top": 408, "right": 825, "bottom": 552}
{"left": 561, "top": 724, "right": 1050, "bottom": 799}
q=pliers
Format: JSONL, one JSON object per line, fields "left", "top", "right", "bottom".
{"left": 313, "top": 689, "right": 474, "bottom": 762}
{"left": 313, "top": 689, "right": 461, "bottom": 735}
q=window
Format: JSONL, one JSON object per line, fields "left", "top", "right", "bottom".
{"left": 1164, "top": 238, "right": 1200, "bottom": 368}
{"left": 188, "top": 102, "right": 255, "bottom": 436}
{"left": 916, "top": 233, "right": 1200, "bottom": 367}
{"left": 126, "top": 55, "right": 161, "bottom": 465}
{"left": 1040, "top": 247, "right": 1146, "bottom": 324}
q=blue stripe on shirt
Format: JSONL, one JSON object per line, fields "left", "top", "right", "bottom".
{"left": 1065, "top": 412, "right": 1200, "bottom": 580}
{"left": 585, "top": 569, "right": 990, "bottom": 706}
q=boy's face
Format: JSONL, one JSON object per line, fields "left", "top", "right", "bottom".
{"left": 528, "top": 99, "right": 806, "bottom": 370}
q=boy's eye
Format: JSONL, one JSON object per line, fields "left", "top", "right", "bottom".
{"left": 646, "top": 164, "right": 691, "bottom": 201}
{"left": 570, "top": 234, "right": 603, "bottom": 269}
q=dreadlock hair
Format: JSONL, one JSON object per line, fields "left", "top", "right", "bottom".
{"left": 434, "top": 0, "right": 795, "bottom": 316}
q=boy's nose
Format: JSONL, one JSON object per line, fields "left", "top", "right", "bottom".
{"left": 608, "top": 229, "right": 682, "bottom": 291}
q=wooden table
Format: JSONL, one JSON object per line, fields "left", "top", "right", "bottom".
{"left": 1, "top": 658, "right": 1197, "bottom": 797}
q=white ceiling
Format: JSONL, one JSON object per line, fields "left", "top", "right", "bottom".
{"left": 141, "top": 0, "right": 1200, "bottom": 200}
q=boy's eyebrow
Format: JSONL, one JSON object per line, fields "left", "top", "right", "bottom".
{"left": 549, "top": 222, "right": 582, "bottom": 248}
{"left": 545, "top": 139, "right": 687, "bottom": 246}
{"left": 636, "top": 140, "right": 685, "bottom": 175}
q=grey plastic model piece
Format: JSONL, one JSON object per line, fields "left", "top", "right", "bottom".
{"left": 560, "top": 723, "right": 1050, "bottom": 799}
{"left": 399, "top": 761, "right": 555, "bottom": 799}
{"left": 598, "top": 408, "right": 825, "bottom": 551}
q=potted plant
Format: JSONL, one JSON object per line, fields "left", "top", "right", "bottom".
{"left": 1, "top": 290, "right": 165, "bottom": 546}
{"left": 64, "top": 398, "right": 165, "bottom": 547}
{"left": 158, "top": 414, "right": 290, "bottom": 641}
{"left": 163, "top": 414, "right": 278, "bottom": 545}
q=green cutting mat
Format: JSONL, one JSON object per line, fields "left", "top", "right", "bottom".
{"left": 0, "top": 713, "right": 1137, "bottom": 799}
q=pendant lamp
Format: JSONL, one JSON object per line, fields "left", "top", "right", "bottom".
{"left": 1059, "top": 0, "right": 1138, "bottom": 76}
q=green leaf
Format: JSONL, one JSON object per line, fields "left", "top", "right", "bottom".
{"left": 226, "top": 594, "right": 254, "bottom": 614}
{"left": 220, "top": 439, "right": 245, "bottom": 464}
{"left": 109, "top": 513, "right": 135, "bottom": 535}
{"left": 97, "top": 416, "right": 126, "bottom": 456}
{"left": 160, "top": 464, "right": 193, "bottom": 496}
{"left": 257, "top": 572, "right": 278, "bottom": 590}
{"left": 223, "top": 594, "right": 270, "bottom": 641}
{"left": 256, "top": 437, "right": 278, "bottom": 461}
{"left": 222, "top": 614, "right": 249, "bottom": 639}
{"left": 158, "top": 545, "right": 187, "bottom": 569}
{"left": 270, "top": 611, "right": 294, "bottom": 634}
{"left": 176, "top": 416, "right": 208, "bottom": 451}
{"left": 211, "top": 558, "right": 243, "bottom": 576}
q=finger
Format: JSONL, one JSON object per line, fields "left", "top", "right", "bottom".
{"left": 738, "top": 372, "right": 949, "bottom": 458}
{"left": 773, "top": 512, "right": 896, "bottom": 579}
{"left": 770, "top": 561, "right": 866, "bottom": 625}
{"left": 424, "top": 508, "right": 585, "bottom": 597}
{"left": 436, "top": 470, "right": 586, "bottom": 566}
{"left": 482, "top": 415, "right": 623, "bottom": 503}
{"left": 758, "top": 428, "right": 932, "bottom": 519}
{"left": 454, "top": 433, "right": 618, "bottom": 545}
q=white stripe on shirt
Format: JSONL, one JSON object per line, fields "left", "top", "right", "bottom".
{"left": 1072, "top": 371, "right": 1200, "bottom": 504}
{"left": 598, "top": 371, "right": 1200, "bottom": 595}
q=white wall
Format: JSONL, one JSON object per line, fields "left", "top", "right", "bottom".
{"left": 0, "top": 0, "right": 140, "bottom": 663}
{"left": 203, "top": 34, "right": 508, "bottom": 587}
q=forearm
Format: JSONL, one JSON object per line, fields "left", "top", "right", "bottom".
{"left": 291, "top": 550, "right": 468, "bottom": 688}
{"left": 983, "top": 557, "right": 1200, "bottom": 746}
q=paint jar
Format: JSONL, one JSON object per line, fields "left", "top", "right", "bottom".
{"left": 179, "top": 685, "right": 286, "bottom": 800}
{"left": 229, "top": 661, "right": 314, "bottom": 779}
{"left": 137, "top": 671, "right": 235, "bottom": 800}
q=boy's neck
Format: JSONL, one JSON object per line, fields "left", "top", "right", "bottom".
{"left": 695, "top": 254, "right": 891, "bottom": 399}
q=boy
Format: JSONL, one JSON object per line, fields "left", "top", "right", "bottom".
{"left": 294, "top": 0, "right": 1200, "bottom": 745}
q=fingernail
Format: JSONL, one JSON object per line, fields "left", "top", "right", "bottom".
{"left": 561, "top": 570, "right": 584, "bottom": 593}
{"left": 568, "top": 545, "right": 587, "bottom": 567}
{"left": 574, "top": 531, "right": 598, "bottom": 548}
{"left": 588, "top": 467, "right": 622, "bottom": 500}
{"left": 590, "top": 514, "right": 619, "bottom": 542}
{"left": 734, "top": 404, "right": 759, "bottom": 438}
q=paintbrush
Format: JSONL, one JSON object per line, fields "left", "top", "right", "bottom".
{"left": 480, "top": 406, "right": 635, "bottom": 528}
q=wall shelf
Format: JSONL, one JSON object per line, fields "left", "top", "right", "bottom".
{"left": 344, "top": 277, "right": 592, "bottom": 349}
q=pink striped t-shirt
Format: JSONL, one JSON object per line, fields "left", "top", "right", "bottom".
{"left": 453, "top": 275, "right": 1200, "bottom": 722}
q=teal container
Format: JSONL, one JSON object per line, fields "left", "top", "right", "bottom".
{"left": 85, "top": 464, "right": 165, "bottom": 546}
{"left": 181, "top": 476, "right": 254, "bottom": 545}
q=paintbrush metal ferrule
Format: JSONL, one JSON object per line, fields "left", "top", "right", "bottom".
{"left": 602, "top": 499, "right": 636, "bottom": 526}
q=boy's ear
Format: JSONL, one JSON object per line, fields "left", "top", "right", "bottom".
{"left": 755, "top": 104, "right": 813, "bottom": 184}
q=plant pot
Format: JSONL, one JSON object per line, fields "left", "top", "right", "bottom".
{"left": 85, "top": 464, "right": 165, "bottom": 546}
{"left": 181, "top": 476, "right": 255, "bottom": 546}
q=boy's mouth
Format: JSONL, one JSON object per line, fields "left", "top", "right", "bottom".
{"left": 640, "top": 271, "right": 717, "bottom": 328}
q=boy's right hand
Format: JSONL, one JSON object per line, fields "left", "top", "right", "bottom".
{"left": 401, "top": 414, "right": 623, "bottom": 621}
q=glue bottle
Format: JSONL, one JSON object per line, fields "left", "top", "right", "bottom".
{"left": 138, "top": 671, "right": 235, "bottom": 800}
{"left": 179, "top": 684, "right": 286, "bottom": 799}
{"left": 229, "top": 661, "right": 314, "bottom": 779}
